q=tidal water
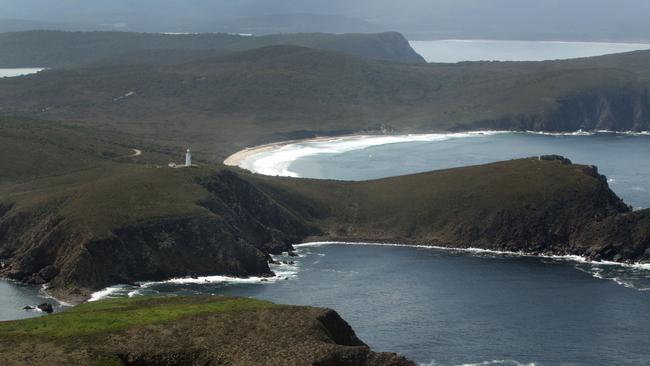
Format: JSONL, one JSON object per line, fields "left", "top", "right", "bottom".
{"left": 409, "top": 40, "right": 650, "bottom": 63}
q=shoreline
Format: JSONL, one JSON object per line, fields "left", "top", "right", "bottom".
{"left": 222, "top": 133, "right": 400, "bottom": 167}
{"left": 295, "top": 241, "right": 650, "bottom": 270}
{"left": 5, "top": 237, "right": 645, "bottom": 315}
{"left": 222, "top": 129, "right": 650, "bottom": 174}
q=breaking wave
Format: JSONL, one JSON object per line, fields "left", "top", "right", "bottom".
{"left": 88, "top": 255, "right": 300, "bottom": 301}
{"left": 420, "top": 360, "right": 537, "bottom": 366}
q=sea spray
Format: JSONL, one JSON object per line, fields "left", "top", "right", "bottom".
{"left": 88, "top": 255, "right": 300, "bottom": 301}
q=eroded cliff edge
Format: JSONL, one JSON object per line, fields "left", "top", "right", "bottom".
{"left": 0, "top": 296, "right": 415, "bottom": 366}
{"left": 1, "top": 157, "right": 648, "bottom": 302}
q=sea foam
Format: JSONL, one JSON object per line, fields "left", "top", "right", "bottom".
{"left": 239, "top": 131, "right": 508, "bottom": 177}
{"left": 88, "top": 255, "right": 300, "bottom": 301}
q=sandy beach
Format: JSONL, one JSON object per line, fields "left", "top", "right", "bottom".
{"left": 222, "top": 134, "right": 377, "bottom": 167}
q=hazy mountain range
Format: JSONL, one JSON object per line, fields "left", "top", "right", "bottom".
{"left": 2, "top": 0, "right": 650, "bottom": 41}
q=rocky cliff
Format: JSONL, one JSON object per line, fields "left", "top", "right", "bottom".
{"left": 0, "top": 168, "right": 318, "bottom": 302}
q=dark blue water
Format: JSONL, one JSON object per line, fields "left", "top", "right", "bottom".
{"left": 289, "top": 133, "right": 650, "bottom": 209}
{"left": 98, "top": 244, "right": 650, "bottom": 366}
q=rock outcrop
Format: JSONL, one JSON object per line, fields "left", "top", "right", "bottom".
{"left": 0, "top": 297, "right": 416, "bottom": 366}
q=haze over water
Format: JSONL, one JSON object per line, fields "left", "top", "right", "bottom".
{"left": 410, "top": 40, "right": 650, "bottom": 63}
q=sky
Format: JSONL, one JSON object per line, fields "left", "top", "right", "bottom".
{"left": 2, "top": 0, "right": 649, "bottom": 41}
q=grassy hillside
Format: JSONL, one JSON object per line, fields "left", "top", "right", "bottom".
{"left": 0, "top": 296, "right": 413, "bottom": 366}
{"left": 0, "top": 46, "right": 649, "bottom": 164}
{"left": 0, "top": 30, "right": 424, "bottom": 68}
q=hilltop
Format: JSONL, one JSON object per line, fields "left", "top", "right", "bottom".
{"left": 0, "top": 296, "right": 413, "bottom": 365}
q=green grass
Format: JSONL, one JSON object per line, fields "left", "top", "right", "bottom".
{"left": 0, "top": 296, "right": 275, "bottom": 338}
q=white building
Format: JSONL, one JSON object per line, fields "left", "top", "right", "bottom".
{"left": 185, "top": 148, "right": 192, "bottom": 167}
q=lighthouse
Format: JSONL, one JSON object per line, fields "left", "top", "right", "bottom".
{"left": 185, "top": 148, "right": 192, "bottom": 167}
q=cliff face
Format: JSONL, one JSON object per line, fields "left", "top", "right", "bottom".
{"left": 0, "top": 169, "right": 317, "bottom": 301}
{"left": 577, "top": 210, "right": 650, "bottom": 261}
{"left": 470, "top": 87, "right": 650, "bottom": 132}
{"left": 0, "top": 296, "right": 415, "bottom": 366}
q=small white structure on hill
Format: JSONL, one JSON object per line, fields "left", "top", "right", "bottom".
{"left": 185, "top": 148, "right": 192, "bottom": 167}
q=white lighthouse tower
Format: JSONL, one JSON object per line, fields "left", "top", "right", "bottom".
{"left": 185, "top": 148, "right": 192, "bottom": 167}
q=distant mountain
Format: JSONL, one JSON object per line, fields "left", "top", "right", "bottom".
{"left": 0, "top": 30, "right": 425, "bottom": 68}
{"left": 205, "top": 13, "right": 382, "bottom": 35}
{"left": 4, "top": 1, "right": 650, "bottom": 41}
{"left": 0, "top": 13, "right": 382, "bottom": 35}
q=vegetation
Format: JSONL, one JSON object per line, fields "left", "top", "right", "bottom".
{"left": 0, "top": 30, "right": 424, "bottom": 67}
{"left": 1, "top": 46, "right": 649, "bottom": 164}
{"left": 0, "top": 296, "right": 413, "bottom": 365}
{"left": 0, "top": 296, "right": 274, "bottom": 338}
